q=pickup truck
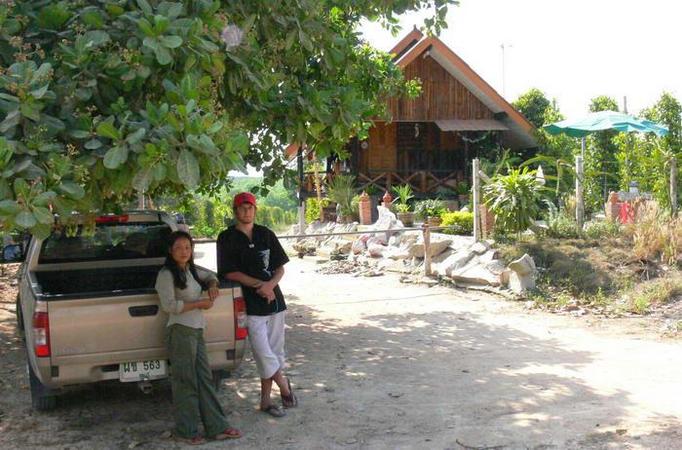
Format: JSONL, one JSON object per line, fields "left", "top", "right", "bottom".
{"left": 2, "top": 211, "right": 246, "bottom": 411}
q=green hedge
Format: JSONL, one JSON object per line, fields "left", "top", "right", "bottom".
{"left": 441, "top": 211, "right": 473, "bottom": 236}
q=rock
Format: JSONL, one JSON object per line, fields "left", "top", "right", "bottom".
{"left": 367, "top": 243, "right": 386, "bottom": 258}
{"left": 484, "top": 259, "right": 506, "bottom": 275}
{"left": 439, "top": 250, "right": 476, "bottom": 277}
{"left": 451, "top": 260, "right": 501, "bottom": 286}
{"left": 470, "top": 241, "right": 489, "bottom": 255}
{"left": 478, "top": 249, "right": 500, "bottom": 264}
{"left": 506, "top": 253, "right": 536, "bottom": 293}
{"left": 351, "top": 239, "right": 366, "bottom": 255}
{"left": 408, "top": 234, "right": 453, "bottom": 258}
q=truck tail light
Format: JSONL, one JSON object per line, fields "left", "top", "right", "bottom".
{"left": 233, "top": 296, "right": 248, "bottom": 340}
{"left": 32, "top": 301, "right": 51, "bottom": 357}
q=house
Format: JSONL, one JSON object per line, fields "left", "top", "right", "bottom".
{"left": 294, "top": 28, "right": 537, "bottom": 197}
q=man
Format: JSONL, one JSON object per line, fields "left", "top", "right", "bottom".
{"left": 216, "top": 192, "right": 297, "bottom": 417}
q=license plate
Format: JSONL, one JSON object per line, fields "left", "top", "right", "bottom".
{"left": 119, "top": 360, "right": 167, "bottom": 382}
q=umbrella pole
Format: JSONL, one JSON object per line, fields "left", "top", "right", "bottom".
{"left": 576, "top": 155, "right": 584, "bottom": 230}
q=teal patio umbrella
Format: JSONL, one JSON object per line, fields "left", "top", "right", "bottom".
{"left": 544, "top": 110, "right": 669, "bottom": 138}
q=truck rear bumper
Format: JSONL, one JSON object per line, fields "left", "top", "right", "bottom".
{"left": 37, "top": 341, "right": 245, "bottom": 389}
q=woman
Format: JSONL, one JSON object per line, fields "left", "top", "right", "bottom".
{"left": 155, "top": 231, "right": 242, "bottom": 445}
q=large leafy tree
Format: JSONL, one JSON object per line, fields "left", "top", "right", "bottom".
{"left": 512, "top": 88, "right": 550, "bottom": 129}
{"left": 584, "top": 95, "right": 619, "bottom": 212}
{"left": 0, "top": 0, "right": 456, "bottom": 237}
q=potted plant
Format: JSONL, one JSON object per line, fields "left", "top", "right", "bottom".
{"left": 455, "top": 180, "right": 470, "bottom": 206}
{"left": 326, "top": 175, "right": 357, "bottom": 223}
{"left": 415, "top": 198, "right": 446, "bottom": 227}
{"left": 392, "top": 184, "right": 415, "bottom": 227}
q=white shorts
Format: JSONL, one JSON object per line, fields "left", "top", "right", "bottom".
{"left": 247, "top": 311, "right": 286, "bottom": 379}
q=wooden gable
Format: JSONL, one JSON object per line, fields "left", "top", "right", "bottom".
{"left": 387, "top": 55, "right": 495, "bottom": 122}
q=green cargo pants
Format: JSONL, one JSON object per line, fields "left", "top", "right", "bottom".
{"left": 167, "top": 324, "right": 228, "bottom": 439}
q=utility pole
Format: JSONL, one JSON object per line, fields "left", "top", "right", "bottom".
{"left": 500, "top": 43, "right": 512, "bottom": 98}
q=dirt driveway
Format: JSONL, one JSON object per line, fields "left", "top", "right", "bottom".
{"left": 1, "top": 244, "right": 681, "bottom": 449}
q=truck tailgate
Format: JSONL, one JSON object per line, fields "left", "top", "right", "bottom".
{"left": 48, "top": 290, "right": 236, "bottom": 365}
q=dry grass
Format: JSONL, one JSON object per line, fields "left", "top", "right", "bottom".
{"left": 623, "top": 202, "right": 682, "bottom": 265}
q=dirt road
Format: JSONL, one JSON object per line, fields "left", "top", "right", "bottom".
{"left": 1, "top": 245, "right": 681, "bottom": 449}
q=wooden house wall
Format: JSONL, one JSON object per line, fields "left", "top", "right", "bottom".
{"left": 387, "top": 55, "right": 495, "bottom": 121}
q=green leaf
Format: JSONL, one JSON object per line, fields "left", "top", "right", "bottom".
{"left": 132, "top": 168, "right": 153, "bottom": 192}
{"left": 38, "top": 4, "right": 72, "bottom": 30}
{"left": 161, "top": 2, "right": 183, "bottom": 20}
{"left": 137, "top": 0, "right": 153, "bottom": 15}
{"left": 298, "top": 29, "right": 313, "bottom": 51}
{"left": 70, "top": 130, "right": 91, "bottom": 139}
{"left": 83, "top": 30, "right": 110, "bottom": 47}
{"left": 30, "top": 84, "right": 50, "bottom": 100}
{"left": 105, "top": 4, "right": 125, "bottom": 16}
{"left": 103, "top": 145, "right": 129, "bottom": 169}
{"left": 138, "top": 18, "right": 155, "bottom": 37}
{"left": 0, "top": 110, "right": 20, "bottom": 133}
{"left": 153, "top": 15, "right": 170, "bottom": 34}
{"left": 96, "top": 120, "right": 121, "bottom": 140}
{"left": 58, "top": 181, "right": 85, "bottom": 199}
{"left": 126, "top": 128, "right": 146, "bottom": 145}
{"left": 81, "top": 9, "right": 105, "bottom": 28}
{"left": 152, "top": 163, "right": 167, "bottom": 181}
{"left": 33, "top": 191, "right": 57, "bottom": 206}
{"left": 85, "top": 139, "right": 103, "bottom": 149}
{"left": 154, "top": 46, "right": 172, "bottom": 65}
{"left": 187, "top": 134, "right": 217, "bottom": 155}
{"left": 142, "top": 36, "right": 160, "bottom": 51}
{"left": 20, "top": 103, "right": 40, "bottom": 121}
{"left": 177, "top": 149, "right": 200, "bottom": 188}
{"left": 0, "top": 200, "right": 21, "bottom": 215}
{"left": 0, "top": 93, "right": 20, "bottom": 102}
{"left": 32, "top": 206, "right": 54, "bottom": 225}
{"left": 31, "top": 223, "right": 52, "bottom": 240}
{"left": 15, "top": 210, "right": 37, "bottom": 228}
{"left": 159, "top": 35, "right": 182, "bottom": 49}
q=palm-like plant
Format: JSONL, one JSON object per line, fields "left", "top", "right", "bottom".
{"left": 483, "top": 167, "right": 544, "bottom": 236}
{"left": 326, "top": 175, "right": 357, "bottom": 217}
{"left": 392, "top": 184, "right": 414, "bottom": 213}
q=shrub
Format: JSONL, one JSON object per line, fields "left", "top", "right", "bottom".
{"left": 414, "top": 198, "right": 445, "bottom": 220}
{"left": 441, "top": 211, "right": 473, "bottom": 235}
{"left": 584, "top": 220, "right": 620, "bottom": 239}
{"left": 392, "top": 184, "right": 414, "bottom": 212}
{"left": 326, "top": 175, "right": 357, "bottom": 217}
{"left": 483, "top": 167, "right": 544, "bottom": 236}
{"left": 547, "top": 214, "right": 580, "bottom": 238}
{"left": 305, "top": 197, "right": 329, "bottom": 223}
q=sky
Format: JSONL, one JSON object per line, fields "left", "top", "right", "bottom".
{"left": 360, "top": 0, "right": 682, "bottom": 119}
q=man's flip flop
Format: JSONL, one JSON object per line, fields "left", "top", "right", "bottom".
{"left": 261, "top": 404, "right": 286, "bottom": 417}
{"left": 281, "top": 377, "right": 298, "bottom": 408}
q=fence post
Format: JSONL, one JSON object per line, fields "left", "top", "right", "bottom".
{"left": 575, "top": 155, "right": 584, "bottom": 230}
{"left": 422, "top": 222, "right": 431, "bottom": 277}
{"left": 671, "top": 156, "right": 678, "bottom": 216}
{"left": 472, "top": 158, "right": 481, "bottom": 242}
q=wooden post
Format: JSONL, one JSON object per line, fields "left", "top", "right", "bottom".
{"left": 671, "top": 156, "right": 678, "bottom": 216}
{"left": 576, "top": 155, "right": 584, "bottom": 230}
{"left": 423, "top": 222, "right": 431, "bottom": 277}
{"left": 473, "top": 158, "right": 481, "bottom": 242}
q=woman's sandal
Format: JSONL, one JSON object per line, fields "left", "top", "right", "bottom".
{"left": 281, "top": 377, "right": 298, "bottom": 408}
{"left": 261, "top": 404, "right": 286, "bottom": 417}
{"left": 174, "top": 434, "right": 206, "bottom": 445}
{"left": 213, "top": 427, "right": 242, "bottom": 440}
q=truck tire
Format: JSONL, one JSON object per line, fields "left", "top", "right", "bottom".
{"left": 212, "top": 369, "right": 229, "bottom": 391}
{"left": 16, "top": 295, "right": 24, "bottom": 339}
{"left": 27, "top": 358, "right": 57, "bottom": 411}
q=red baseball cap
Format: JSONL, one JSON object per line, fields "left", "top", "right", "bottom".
{"left": 233, "top": 192, "right": 257, "bottom": 208}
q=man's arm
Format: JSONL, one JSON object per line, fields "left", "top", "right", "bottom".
{"left": 225, "top": 271, "right": 265, "bottom": 289}
{"left": 255, "top": 265, "right": 284, "bottom": 302}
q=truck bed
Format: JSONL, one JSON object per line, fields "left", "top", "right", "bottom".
{"left": 35, "top": 265, "right": 163, "bottom": 299}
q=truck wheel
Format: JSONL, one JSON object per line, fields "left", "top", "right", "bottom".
{"left": 27, "top": 359, "right": 57, "bottom": 411}
{"left": 15, "top": 295, "right": 24, "bottom": 339}
{"left": 212, "top": 370, "right": 229, "bottom": 391}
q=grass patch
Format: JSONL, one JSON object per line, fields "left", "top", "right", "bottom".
{"left": 621, "top": 274, "right": 682, "bottom": 315}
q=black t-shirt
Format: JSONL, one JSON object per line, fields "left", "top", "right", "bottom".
{"left": 216, "top": 224, "right": 289, "bottom": 316}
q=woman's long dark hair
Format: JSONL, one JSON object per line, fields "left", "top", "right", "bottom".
{"left": 163, "top": 231, "right": 206, "bottom": 290}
